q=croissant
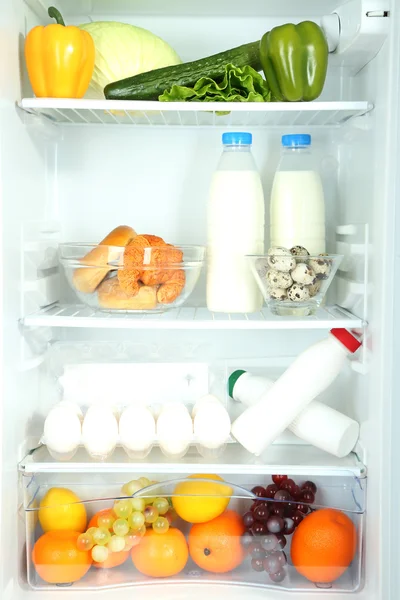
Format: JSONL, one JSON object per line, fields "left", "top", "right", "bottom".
{"left": 118, "top": 234, "right": 185, "bottom": 303}
{"left": 157, "top": 269, "right": 186, "bottom": 304}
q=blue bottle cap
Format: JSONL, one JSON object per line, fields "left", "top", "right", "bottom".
{"left": 222, "top": 132, "right": 253, "bottom": 145}
{"left": 282, "top": 134, "right": 311, "bottom": 147}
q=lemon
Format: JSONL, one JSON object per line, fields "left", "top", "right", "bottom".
{"left": 172, "top": 474, "right": 232, "bottom": 523}
{"left": 39, "top": 488, "right": 87, "bottom": 533}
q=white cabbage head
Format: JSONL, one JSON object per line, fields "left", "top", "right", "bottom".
{"left": 80, "top": 21, "right": 181, "bottom": 98}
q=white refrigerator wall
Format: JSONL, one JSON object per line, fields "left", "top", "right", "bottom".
{"left": 0, "top": 0, "right": 398, "bottom": 599}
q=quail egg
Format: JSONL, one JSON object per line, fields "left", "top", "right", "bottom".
{"left": 267, "top": 269, "right": 293, "bottom": 289}
{"left": 308, "top": 256, "right": 332, "bottom": 280}
{"left": 290, "top": 246, "right": 310, "bottom": 260}
{"left": 267, "top": 247, "right": 296, "bottom": 272}
{"left": 268, "top": 287, "right": 288, "bottom": 301}
{"left": 255, "top": 257, "right": 269, "bottom": 279}
{"left": 288, "top": 284, "right": 311, "bottom": 302}
{"left": 308, "top": 280, "right": 322, "bottom": 297}
{"left": 291, "top": 263, "right": 317, "bottom": 285}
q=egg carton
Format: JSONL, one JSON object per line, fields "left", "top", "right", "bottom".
{"left": 41, "top": 395, "right": 234, "bottom": 462}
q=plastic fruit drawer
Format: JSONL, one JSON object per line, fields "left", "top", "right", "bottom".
{"left": 22, "top": 472, "right": 365, "bottom": 593}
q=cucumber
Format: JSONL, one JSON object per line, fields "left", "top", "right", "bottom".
{"left": 104, "top": 41, "right": 261, "bottom": 101}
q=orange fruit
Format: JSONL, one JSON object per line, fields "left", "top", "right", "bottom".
{"left": 87, "top": 508, "right": 129, "bottom": 569}
{"left": 291, "top": 508, "right": 357, "bottom": 583}
{"left": 188, "top": 509, "right": 245, "bottom": 573}
{"left": 87, "top": 508, "right": 116, "bottom": 530}
{"left": 131, "top": 527, "right": 188, "bottom": 578}
{"left": 93, "top": 549, "right": 130, "bottom": 570}
{"left": 32, "top": 530, "right": 92, "bottom": 584}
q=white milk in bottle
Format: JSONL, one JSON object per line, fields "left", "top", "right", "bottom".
{"left": 270, "top": 134, "right": 325, "bottom": 254}
{"left": 207, "top": 132, "right": 265, "bottom": 313}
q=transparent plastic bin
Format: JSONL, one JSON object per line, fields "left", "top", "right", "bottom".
{"left": 23, "top": 474, "right": 365, "bottom": 593}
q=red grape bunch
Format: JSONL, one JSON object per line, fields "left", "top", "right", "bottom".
{"left": 241, "top": 475, "right": 318, "bottom": 584}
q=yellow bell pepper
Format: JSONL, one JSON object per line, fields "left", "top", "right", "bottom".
{"left": 25, "top": 7, "right": 95, "bottom": 99}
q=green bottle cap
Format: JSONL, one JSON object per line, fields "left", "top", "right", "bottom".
{"left": 228, "top": 370, "right": 247, "bottom": 399}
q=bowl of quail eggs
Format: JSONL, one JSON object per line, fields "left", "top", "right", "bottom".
{"left": 247, "top": 246, "right": 343, "bottom": 316}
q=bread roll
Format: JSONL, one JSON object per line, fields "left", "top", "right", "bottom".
{"left": 98, "top": 277, "right": 157, "bottom": 310}
{"left": 73, "top": 226, "right": 136, "bottom": 294}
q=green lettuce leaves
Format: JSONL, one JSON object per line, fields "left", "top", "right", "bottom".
{"left": 159, "top": 63, "right": 272, "bottom": 103}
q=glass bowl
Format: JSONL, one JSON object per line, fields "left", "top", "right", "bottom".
{"left": 59, "top": 243, "right": 205, "bottom": 313}
{"left": 247, "top": 253, "right": 343, "bottom": 316}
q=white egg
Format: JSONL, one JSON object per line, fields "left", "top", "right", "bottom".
{"left": 44, "top": 406, "right": 82, "bottom": 456}
{"left": 56, "top": 400, "right": 84, "bottom": 422}
{"left": 82, "top": 406, "right": 118, "bottom": 459}
{"left": 194, "top": 401, "right": 231, "bottom": 450}
{"left": 191, "top": 394, "right": 220, "bottom": 419}
{"left": 119, "top": 406, "right": 155, "bottom": 453}
{"left": 157, "top": 404, "right": 193, "bottom": 458}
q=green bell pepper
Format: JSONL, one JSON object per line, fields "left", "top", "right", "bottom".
{"left": 260, "top": 21, "right": 328, "bottom": 102}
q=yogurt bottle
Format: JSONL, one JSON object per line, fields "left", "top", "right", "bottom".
{"left": 207, "top": 132, "right": 265, "bottom": 313}
{"left": 270, "top": 134, "right": 325, "bottom": 254}
{"left": 228, "top": 370, "right": 360, "bottom": 458}
{"left": 231, "top": 329, "right": 361, "bottom": 456}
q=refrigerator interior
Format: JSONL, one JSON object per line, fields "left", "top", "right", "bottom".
{"left": 1, "top": 0, "right": 399, "bottom": 598}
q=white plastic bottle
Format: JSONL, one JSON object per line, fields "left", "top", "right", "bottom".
{"left": 270, "top": 134, "right": 325, "bottom": 254}
{"left": 229, "top": 370, "right": 359, "bottom": 458}
{"left": 231, "top": 328, "right": 361, "bottom": 456}
{"left": 207, "top": 132, "right": 265, "bottom": 313}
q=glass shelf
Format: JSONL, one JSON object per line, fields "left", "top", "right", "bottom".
{"left": 21, "top": 303, "right": 364, "bottom": 331}
{"left": 18, "top": 99, "right": 373, "bottom": 128}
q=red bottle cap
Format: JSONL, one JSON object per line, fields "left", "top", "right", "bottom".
{"left": 330, "top": 329, "right": 362, "bottom": 353}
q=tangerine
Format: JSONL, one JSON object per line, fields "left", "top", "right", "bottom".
{"left": 87, "top": 508, "right": 116, "bottom": 530}
{"left": 131, "top": 527, "right": 188, "bottom": 578}
{"left": 291, "top": 508, "right": 357, "bottom": 583}
{"left": 87, "top": 508, "right": 129, "bottom": 568}
{"left": 188, "top": 509, "right": 245, "bottom": 573}
{"left": 93, "top": 548, "right": 130, "bottom": 570}
{"left": 32, "top": 530, "right": 92, "bottom": 584}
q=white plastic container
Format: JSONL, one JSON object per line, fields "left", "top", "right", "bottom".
{"left": 207, "top": 132, "right": 265, "bottom": 313}
{"left": 231, "top": 328, "right": 361, "bottom": 455}
{"left": 229, "top": 370, "right": 359, "bottom": 458}
{"left": 270, "top": 134, "right": 325, "bottom": 254}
